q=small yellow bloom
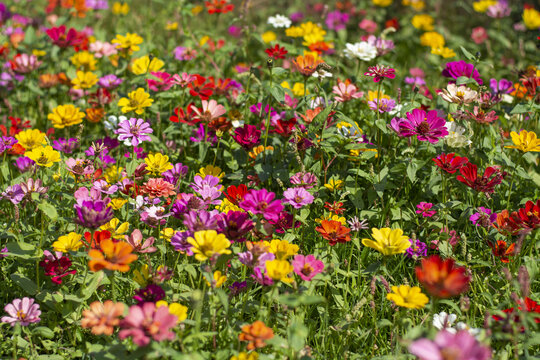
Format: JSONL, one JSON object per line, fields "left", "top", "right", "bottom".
{"left": 261, "top": 31, "right": 277, "bottom": 44}
{"left": 472, "top": 0, "right": 497, "bottom": 13}
{"left": 266, "top": 259, "right": 294, "bottom": 283}
{"left": 324, "top": 179, "right": 343, "bottom": 192}
{"left": 403, "top": 0, "right": 425, "bottom": 10}
{"left": 367, "top": 90, "right": 390, "bottom": 102}
{"left": 411, "top": 14, "right": 434, "bottom": 31}
{"left": 32, "top": 49, "right": 46, "bottom": 57}
{"left": 25, "top": 146, "right": 61, "bottom": 167}
{"left": 100, "top": 218, "right": 130, "bottom": 239}
{"left": 372, "top": 0, "right": 393, "bottom": 6}
{"left": 206, "top": 270, "right": 227, "bottom": 288}
{"left": 420, "top": 31, "right": 445, "bottom": 48}
{"left": 505, "top": 130, "right": 540, "bottom": 153}
{"left": 71, "top": 71, "right": 98, "bottom": 90}
{"left": 523, "top": 8, "right": 540, "bottom": 30}
{"left": 187, "top": 230, "right": 231, "bottom": 261}
{"left": 231, "top": 352, "right": 259, "bottom": 360}
{"left": 166, "top": 22, "right": 178, "bottom": 30}
{"left": 216, "top": 198, "right": 243, "bottom": 214}
{"left": 315, "top": 214, "right": 347, "bottom": 225}
{"left": 197, "top": 165, "right": 225, "bottom": 180}
{"left": 48, "top": 104, "right": 85, "bottom": 129}
{"left": 109, "top": 198, "right": 128, "bottom": 210}
{"left": 191, "top": 5, "right": 204, "bottom": 15}
{"left": 15, "top": 129, "right": 47, "bottom": 151}
{"left": 131, "top": 55, "right": 164, "bottom": 75}
{"left": 362, "top": 227, "right": 411, "bottom": 256}
{"left": 156, "top": 301, "right": 188, "bottom": 323}
{"left": 53, "top": 232, "right": 83, "bottom": 252}
{"left": 104, "top": 166, "right": 125, "bottom": 184}
{"left": 112, "top": 2, "right": 129, "bottom": 15}
{"left": 263, "top": 239, "right": 299, "bottom": 260}
{"left": 160, "top": 228, "right": 175, "bottom": 242}
{"left": 133, "top": 264, "right": 150, "bottom": 287}
{"left": 71, "top": 51, "right": 97, "bottom": 71}
{"left": 285, "top": 26, "right": 303, "bottom": 38}
{"left": 292, "top": 82, "right": 307, "bottom": 96}
{"left": 248, "top": 145, "right": 274, "bottom": 159}
{"left": 145, "top": 153, "right": 173, "bottom": 174}
{"left": 386, "top": 285, "right": 429, "bottom": 309}
{"left": 199, "top": 35, "right": 210, "bottom": 47}
{"left": 112, "top": 32, "right": 143, "bottom": 54}
{"left": 117, "top": 88, "right": 153, "bottom": 115}
{"left": 431, "top": 46, "right": 456, "bottom": 58}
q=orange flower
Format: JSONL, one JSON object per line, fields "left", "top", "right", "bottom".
{"left": 493, "top": 210, "right": 522, "bottom": 236}
{"left": 238, "top": 321, "right": 274, "bottom": 350}
{"left": 81, "top": 300, "right": 125, "bottom": 335}
{"left": 88, "top": 238, "right": 138, "bottom": 272}
{"left": 86, "top": 108, "right": 105, "bottom": 123}
{"left": 415, "top": 255, "right": 470, "bottom": 299}
{"left": 315, "top": 220, "right": 351, "bottom": 246}
{"left": 292, "top": 54, "right": 323, "bottom": 77}
{"left": 299, "top": 107, "right": 322, "bottom": 124}
{"left": 488, "top": 240, "right": 515, "bottom": 263}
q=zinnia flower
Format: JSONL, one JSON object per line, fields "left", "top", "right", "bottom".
{"left": 115, "top": 117, "right": 153, "bottom": 146}
{"left": 81, "top": 300, "right": 125, "bottom": 335}
{"left": 119, "top": 302, "right": 177, "bottom": 346}
{"left": 238, "top": 321, "right": 274, "bottom": 350}
{"left": 239, "top": 189, "right": 283, "bottom": 222}
{"left": 398, "top": 109, "right": 449, "bottom": 143}
{"left": 25, "top": 146, "right": 61, "bottom": 167}
{"left": 144, "top": 153, "right": 173, "bottom": 174}
{"left": 282, "top": 187, "right": 314, "bottom": 209}
{"left": 432, "top": 153, "right": 468, "bottom": 174}
{"left": 117, "top": 88, "right": 153, "bottom": 115}
{"left": 39, "top": 250, "right": 77, "bottom": 285}
{"left": 364, "top": 64, "right": 396, "bottom": 82}
{"left": 416, "top": 202, "right": 436, "bottom": 217}
{"left": 505, "top": 130, "right": 540, "bottom": 153}
{"left": 88, "top": 238, "right": 138, "bottom": 272}
{"left": 292, "top": 54, "right": 324, "bottom": 77}
{"left": 415, "top": 255, "right": 470, "bottom": 298}
{"left": 442, "top": 60, "right": 483, "bottom": 85}
{"left": 386, "top": 285, "right": 429, "bottom": 309}
{"left": 1, "top": 297, "right": 41, "bottom": 326}
{"left": 48, "top": 104, "right": 85, "bottom": 129}
{"left": 315, "top": 220, "right": 351, "bottom": 245}
{"left": 291, "top": 254, "right": 324, "bottom": 281}
{"left": 187, "top": 230, "right": 231, "bottom": 261}
{"left": 409, "top": 330, "right": 491, "bottom": 360}
{"left": 362, "top": 227, "right": 410, "bottom": 255}
{"left": 456, "top": 163, "right": 506, "bottom": 194}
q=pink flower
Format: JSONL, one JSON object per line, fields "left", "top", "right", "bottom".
{"left": 119, "top": 302, "right": 177, "bottom": 346}
{"left": 239, "top": 189, "right": 284, "bottom": 222}
{"left": 147, "top": 71, "right": 175, "bottom": 92}
{"left": 89, "top": 41, "right": 118, "bottom": 58}
{"left": 292, "top": 255, "right": 324, "bottom": 281}
{"left": 364, "top": 65, "right": 395, "bottom": 82}
{"left": 398, "top": 109, "right": 449, "bottom": 143}
{"left": 283, "top": 187, "right": 314, "bottom": 209}
{"left": 1, "top": 297, "right": 41, "bottom": 326}
{"left": 125, "top": 229, "right": 157, "bottom": 253}
{"left": 409, "top": 330, "right": 491, "bottom": 360}
{"left": 358, "top": 19, "right": 378, "bottom": 34}
{"left": 416, "top": 202, "right": 436, "bottom": 217}
{"left": 172, "top": 72, "right": 196, "bottom": 87}
{"left": 332, "top": 81, "right": 363, "bottom": 103}
{"left": 471, "top": 27, "right": 488, "bottom": 44}
{"left": 191, "top": 99, "right": 226, "bottom": 123}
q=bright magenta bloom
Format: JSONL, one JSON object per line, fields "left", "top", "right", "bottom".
{"left": 239, "top": 189, "right": 284, "bottom": 222}
{"left": 398, "top": 109, "right": 449, "bottom": 143}
{"left": 292, "top": 254, "right": 324, "bottom": 281}
{"left": 119, "top": 302, "right": 177, "bottom": 346}
{"left": 364, "top": 65, "right": 395, "bottom": 82}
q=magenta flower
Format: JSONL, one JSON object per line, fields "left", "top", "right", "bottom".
{"left": 405, "top": 239, "right": 428, "bottom": 258}
{"left": 409, "top": 330, "right": 491, "bottom": 360}
{"left": 388, "top": 117, "right": 409, "bottom": 137}
{"left": 283, "top": 187, "right": 314, "bottom": 209}
{"left": 233, "top": 124, "right": 261, "bottom": 150}
{"left": 98, "top": 74, "right": 123, "bottom": 89}
{"left": 133, "top": 284, "right": 165, "bottom": 304}
{"left": 364, "top": 65, "right": 396, "bottom": 82}
{"left": 469, "top": 207, "right": 497, "bottom": 227}
{"left": 399, "top": 109, "right": 449, "bottom": 143}
{"left": 239, "top": 189, "right": 284, "bottom": 222}
{"left": 216, "top": 211, "right": 254, "bottom": 242}
{"left": 292, "top": 254, "right": 324, "bottom": 281}
{"left": 416, "top": 202, "right": 436, "bottom": 217}
{"left": 1, "top": 184, "right": 24, "bottom": 205}
{"left": 368, "top": 97, "right": 396, "bottom": 113}
{"left": 442, "top": 60, "right": 483, "bottom": 85}
{"left": 1, "top": 297, "right": 41, "bottom": 326}
{"left": 325, "top": 10, "right": 349, "bottom": 31}
{"left": 119, "top": 302, "right": 177, "bottom": 346}
{"left": 116, "top": 118, "right": 153, "bottom": 147}
{"left": 147, "top": 71, "right": 175, "bottom": 92}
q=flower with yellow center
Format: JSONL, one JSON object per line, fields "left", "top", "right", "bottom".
{"left": 48, "top": 104, "right": 85, "bottom": 129}
{"left": 160, "top": 228, "right": 175, "bottom": 242}
{"left": 386, "top": 285, "right": 429, "bottom": 309}
{"left": 70, "top": 51, "right": 97, "bottom": 71}
{"left": 131, "top": 55, "right": 165, "bottom": 75}
{"left": 261, "top": 31, "right": 276, "bottom": 44}
{"left": 133, "top": 264, "right": 150, "bottom": 286}
{"left": 104, "top": 166, "right": 125, "bottom": 184}
{"left": 523, "top": 8, "right": 540, "bottom": 30}
{"left": 108, "top": 198, "right": 128, "bottom": 210}
{"left": 367, "top": 90, "right": 390, "bottom": 102}
{"left": 431, "top": 47, "right": 456, "bottom": 58}
{"left": 263, "top": 239, "right": 299, "bottom": 260}
{"left": 411, "top": 14, "right": 434, "bottom": 31}
{"left": 25, "top": 146, "right": 61, "bottom": 167}
{"left": 362, "top": 227, "right": 411, "bottom": 255}
{"left": 187, "top": 230, "right": 231, "bottom": 261}
{"left": 112, "top": 2, "right": 129, "bottom": 15}
{"left": 117, "top": 88, "right": 153, "bottom": 114}
{"left": 206, "top": 270, "right": 227, "bottom": 288}
{"left": 372, "top": 0, "right": 393, "bottom": 6}
{"left": 420, "top": 31, "right": 445, "bottom": 48}
{"left": 231, "top": 352, "right": 259, "bottom": 360}
{"left": 15, "top": 129, "right": 47, "bottom": 151}
{"left": 144, "top": 153, "right": 173, "bottom": 174}
{"left": 324, "top": 179, "right": 343, "bottom": 192}
{"left": 53, "top": 232, "right": 83, "bottom": 252}
{"left": 266, "top": 259, "right": 294, "bottom": 283}
{"left": 505, "top": 130, "right": 540, "bottom": 153}
{"left": 112, "top": 32, "right": 142, "bottom": 54}
{"left": 156, "top": 301, "right": 188, "bottom": 323}
{"left": 71, "top": 71, "right": 98, "bottom": 90}
{"left": 472, "top": 0, "right": 497, "bottom": 12}
{"left": 216, "top": 198, "right": 243, "bottom": 214}
{"left": 100, "top": 218, "right": 130, "bottom": 239}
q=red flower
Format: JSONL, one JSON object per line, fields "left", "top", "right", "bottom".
{"left": 385, "top": 18, "right": 399, "bottom": 30}
{"left": 456, "top": 163, "right": 507, "bottom": 194}
{"left": 315, "top": 220, "right": 351, "bottom": 246}
{"left": 272, "top": 118, "right": 297, "bottom": 138}
{"left": 45, "top": 25, "right": 81, "bottom": 48}
{"left": 364, "top": 65, "right": 396, "bottom": 82}
{"left": 432, "top": 153, "right": 468, "bottom": 174}
{"left": 493, "top": 297, "right": 540, "bottom": 331}
{"left": 488, "top": 240, "right": 515, "bottom": 263}
{"left": 205, "top": 0, "right": 234, "bottom": 14}
{"left": 415, "top": 255, "right": 470, "bottom": 298}
{"left": 514, "top": 199, "right": 540, "bottom": 230}
{"left": 188, "top": 75, "right": 215, "bottom": 100}
{"left": 493, "top": 210, "right": 523, "bottom": 236}
{"left": 169, "top": 104, "right": 200, "bottom": 125}
{"left": 39, "top": 251, "right": 77, "bottom": 285}
{"left": 265, "top": 44, "right": 288, "bottom": 60}
{"left": 324, "top": 201, "right": 345, "bottom": 215}
{"left": 83, "top": 230, "right": 112, "bottom": 251}
{"left": 224, "top": 184, "right": 248, "bottom": 205}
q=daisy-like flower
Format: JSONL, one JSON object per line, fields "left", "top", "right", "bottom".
{"left": 364, "top": 64, "right": 396, "bottom": 82}
{"left": 433, "top": 311, "right": 458, "bottom": 332}
{"left": 291, "top": 254, "right": 324, "bottom": 281}
{"left": 1, "top": 297, "right": 41, "bottom": 326}
{"left": 445, "top": 121, "right": 472, "bottom": 148}
{"left": 172, "top": 72, "right": 196, "bottom": 87}
{"left": 48, "top": 104, "right": 86, "bottom": 129}
{"left": 505, "top": 130, "right": 540, "bottom": 153}
{"left": 315, "top": 220, "right": 351, "bottom": 245}
{"left": 332, "top": 81, "right": 363, "bottom": 102}
{"left": 456, "top": 163, "right": 506, "bottom": 194}
{"left": 15, "top": 129, "right": 47, "bottom": 151}
{"left": 343, "top": 42, "right": 377, "bottom": 61}
{"left": 239, "top": 189, "right": 284, "bottom": 222}
{"left": 117, "top": 88, "right": 153, "bottom": 115}
{"left": 415, "top": 255, "right": 470, "bottom": 298}
{"left": 112, "top": 32, "right": 143, "bottom": 54}
{"left": 282, "top": 187, "right": 314, "bottom": 209}
{"left": 119, "top": 303, "right": 177, "bottom": 346}
{"left": 439, "top": 83, "right": 478, "bottom": 105}
{"left": 409, "top": 330, "right": 491, "bottom": 360}
{"left": 416, "top": 202, "right": 436, "bottom": 217}
{"left": 25, "top": 146, "right": 61, "bottom": 167}
{"left": 267, "top": 14, "right": 291, "bottom": 28}
{"left": 187, "top": 230, "right": 231, "bottom": 261}
{"left": 386, "top": 285, "right": 429, "bottom": 309}
{"left": 292, "top": 54, "right": 324, "bottom": 77}
{"left": 116, "top": 117, "right": 153, "bottom": 146}
{"left": 144, "top": 153, "right": 173, "bottom": 175}
{"left": 265, "top": 44, "right": 288, "bottom": 60}
{"left": 398, "top": 109, "right": 449, "bottom": 143}
{"left": 432, "top": 153, "right": 469, "bottom": 174}
{"left": 362, "top": 227, "right": 411, "bottom": 255}
{"left": 88, "top": 238, "right": 138, "bottom": 272}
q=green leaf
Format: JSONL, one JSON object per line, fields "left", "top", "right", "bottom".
{"left": 460, "top": 46, "right": 476, "bottom": 61}
{"left": 38, "top": 201, "right": 58, "bottom": 221}
{"left": 10, "top": 274, "right": 38, "bottom": 295}
{"left": 271, "top": 67, "right": 287, "bottom": 76}
{"left": 270, "top": 84, "right": 285, "bottom": 103}
{"left": 0, "top": 162, "right": 9, "bottom": 181}
{"left": 510, "top": 104, "right": 531, "bottom": 114}
{"left": 79, "top": 271, "right": 104, "bottom": 300}
{"left": 288, "top": 319, "right": 308, "bottom": 352}
{"left": 33, "top": 326, "right": 55, "bottom": 339}
{"left": 6, "top": 241, "right": 36, "bottom": 258}
{"left": 406, "top": 162, "right": 418, "bottom": 183}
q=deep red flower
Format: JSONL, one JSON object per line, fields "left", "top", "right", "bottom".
{"left": 45, "top": 25, "right": 81, "bottom": 48}
{"left": 265, "top": 44, "right": 288, "bottom": 60}
{"left": 493, "top": 297, "right": 540, "bottom": 331}
{"left": 415, "top": 255, "right": 470, "bottom": 298}
{"left": 315, "top": 220, "right": 351, "bottom": 246}
{"left": 488, "top": 240, "right": 515, "bottom": 263}
{"left": 233, "top": 124, "right": 261, "bottom": 150}
{"left": 514, "top": 199, "right": 540, "bottom": 230}
{"left": 224, "top": 184, "right": 248, "bottom": 205}
{"left": 272, "top": 118, "right": 297, "bottom": 138}
{"left": 169, "top": 103, "right": 200, "bottom": 125}
{"left": 432, "top": 153, "right": 468, "bottom": 174}
{"left": 324, "top": 201, "right": 345, "bottom": 215}
{"left": 83, "top": 230, "right": 112, "bottom": 251}
{"left": 456, "top": 163, "right": 507, "bottom": 194}
{"left": 39, "top": 251, "right": 77, "bottom": 285}
{"left": 188, "top": 75, "right": 215, "bottom": 100}
{"left": 205, "top": 0, "right": 234, "bottom": 14}
{"left": 385, "top": 18, "right": 399, "bottom": 30}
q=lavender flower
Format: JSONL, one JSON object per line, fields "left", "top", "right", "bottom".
{"left": 405, "top": 239, "right": 428, "bottom": 258}
{"left": 183, "top": 210, "right": 219, "bottom": 232}
{"left": 98, "top": 74, "right": 123, "bottom": 89}
{"left": 1, "top": 184, "right": 24, "bottom": 204}
{"left": 290, "top": 172, "right": 318, "bottom": 189}
{"left": 348, "top": 216, "right": 369, "bottom": 231}
{"left": 116, "top": 118, "right": 153, "bottom": 146}
{"left": 325, "top": 11, "right": 349, "bottom": 31}
{"left": 1, "top": 297, "right": 41, "bottom": 326}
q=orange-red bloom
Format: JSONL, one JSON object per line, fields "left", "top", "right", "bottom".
{"left": 238, "top": 320, "right": 274, "bottom": 350}
{"left": 488, "top": 240, "right": 515, "bottom": 263}
{"left": 415, "top": 255, "right": 470, "bottom": 298}
{"left": 315, "top": 220, "right": 351, "bottom": 246}
{"left": 88, "top": 238, "right": 138, "bottom": 272}
{"left": 292, "top": 54, "right": 324, "bottom": 77}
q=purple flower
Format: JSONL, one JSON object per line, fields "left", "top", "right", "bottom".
{"left": 239, "top": 189, "right": 284, "bottom": 222}
{"left": 289, "top": 12, "right": 304, "bottom": 22}
{"left": 52, "top": 137, "right": 79, "bottom": 154}
{"left": 0, "top": 2, "right": 12, "bottom": 24}
{"left": 0, "top": 136, "right": 17, "bottom": 153}
{"left": 489, "top": 78, "right": 513, "bottom": 95}
{"left": 366, "top": 35, "right": 395, "bottom": 56}
{"left": 1, "top": 297, "right": 41, "bottom": 326}
{"left": 470, "top": 207, "right": 497, "bottom": 227}
{"left": 173, "top": 46, "right": 197, "bottom": 61}
{"left": 133, "top": 284, "right": 165, "bottom": 304}
{"left": 409, "top": 330, "right": 491, "bottom": 360}
{"left": 216, "top": 211, "right": 254, "bottom": 242}
{"left": 405, "top": 76, "right": 426, "bottom": 87}
{"left": 399, "top": 109, "right": 449, "bottom": 143}
{"left": 140, "top": 205, "right": 171, "bottom": 227}
{"left": 190, "top": 123, "right": 217, "bottom": 144}
{"left": 368, "top": 98, "right": 396, "bottom": 113}
{"left": 442, "top": 60, "right": 483, "bottom": 85}
{"left": 162, "top": 163, "right": 188, "bottom": 187}
{"left": 325, "top": 10, "right": 349, "bottom": 31}
{"left": 75, "top": 199, "right": 114, "bottom": 229}
{"left": 183, "top": 210, "right": 219, "bottom": 232}
{"left": 14, "top": 156, "right": 35, "bottom": 173}
{"left": 267, "top": 210, "right": 300, "bottom": 234}
{"left": 1, "top": 184, "right": 24, "bottom": 204}
{"left": 251, "top": 267, "right": 274, "bottom": 286}
{"left": 388, "top": 117, "right": 409, "bottom": 137}
{"left": 283, "top": 187, "right": 314, "bottom": 209}
{"left": 98, "top": 74, "right": 123, "bottom": 89}
{"left": 171, "top": 193, "right": 207, "bottom": 218}
{"left": 228, "top": 25, "right": 242, "bottom": 37}
{"left": 229, "top": 281, "right": 248, "bottom": 296}
{"left": 405, "top": 239, "right": 428, "bottom": 258}
{"left": 290, "top": 172, "right": 318, "bottom": 189}
{"left": 92, "top": 180, "right": 118, "bottom": 195}
{"left": 116, "top": 118, "right": 153, "bottom": 146}
{"left": 170, "top": 230, "right": 194, "bottom": 254}
{"left": 416, "top": 202, "right": 436, "bottom": 217}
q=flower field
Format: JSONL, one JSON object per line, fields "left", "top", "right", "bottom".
{"left": 0, "top": 0, "right": 539, "bottom": 359}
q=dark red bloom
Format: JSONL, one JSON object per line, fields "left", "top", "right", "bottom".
{"left": 432, "top": 153, "right": 468, "bottom": 174}
{"left": 265, "top": 44, "right": 288, "bottom": 60}
{"left": 385, "top": 18, "right": 399, "bottom": 30}
{"left": 268, "top": 210, "right": 301, "bottom": 234}
{"left": 272, "top": 118, "right": 297, "bottom": 138}
{"left": 456, "top": 163, "right": 507, "bottom": 194}
{"left": 169, "top": 103, "right": 200, "bottom": 125}
{"left": 488, "top": 240, "right": 515, "bottom": 263}
{"left": 493, "top": 297, "right": 540, "bottom": 331}
{"left": 188, "top": 75, "right": 215, "bottom": 100}
{"left": 514, "top": 199, "right": 540, "bottom": 230}
{"left": 45, "top": 25, "right": 81, "bottom": 48}
{"left": 39, "top": 251, "right": 77, "bottom": 285}
{"left": 133, "top": 284, "right": 165, "bottom": 304}
{"left": 415, "top": 255, "right": 470, "bottom": 298}
{"left": 233, "top": 124, "right": 261, "bottom": 150}
{"left": 205, "top": 0, "right": 234, "bottom": 14}
{"left": 224, "top": 184, "right": 248, "bottom": 205}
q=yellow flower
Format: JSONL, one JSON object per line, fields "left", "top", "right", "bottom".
{"left": 160, "top": 228, "right": 175, "bottom": 242}
{"left": 104, "top": 166, "right": 125, "bottom": 184}
{"left": 206, "top": 270, "right": 227, "bottom": 288}
{"left": 131, "top": 55, "right": 164, "bottom": 75}
{"left": 315, "top": 214, "right": 346, "bottom": 225}
{"left": 187, "top": 230, "right": 232, "bottom": 261}
{"left": 420, "top": 31, "right": 445, "bottom": 48}
{"left": 25, "top": 146, "right": 61, "bottom": 167}
{"left": 71, "top": 51, "right": 96, "bottom": 71}
{"left": 156, "top": 301, "right": 188, "bottom": 323}
{"left": 197, "top": 165, "right": 225, "bottom": 180}
{"left": 191, "top": 5, "right": 204, "bottom": 15}
{"left": 32, "top": 49, "right": 46, "bottom": 57}
{"left": 166, "top": 22, "right": 178, "bottom": 30}
{"left": 431, "top": 47, "right": 456, "bottom": 58}
{"left": 112, "top": 2, "right": 129, "bottom": 15}
{"left": 112, "top": 32, "right": 143, "bottom": 54}
{"left": 100, "top": 218, "right": 130, "bottom": 239}
{"left": 292, "top": 82, "right": 307, "bottom": 96}
{"left": 402, "top": 0, "right": 425, "bottom": 10}
{"left": 300, "top": 21, "right": 326, "bottom": 45}
{"left": 266, "top": 260, "right": 294, "bottom": 283}
{"left": 367, "top": 90, "right": 390, "bottom": 102}
{"left": 53, "top": 232, "right": 83, "bottom": 252}
{"left": 248, "top": 145, "right": 274, "bottom": 159}
{"left": 109, "top": 198, "right": 128, "bottom": 210}
{"left": 505, "top": 130, "right": 540, "bottom": 153}
{"left": 71, "top": 71, "right": 98, "bottom": 90}
{"left": 133, "top": 264, "right": 150, "bottom": 286}
{"left": 362, "top": 227, "right": 411, "bottom": 256}
{"left": 324, "top": 179, "right": 343, "bottom": 191}
{"left": 216, "top": 198, "right": 243, "bottom": 214}
{"left": 386, "top": 285, "right": 429, "bottom": 309}
{"left": 285, "top": 26, "right": 303, "bottom": 38}
{"left": 263, "top": 239, "right": 299, "bottom": 260}
{"left": 15, "top": 129, "right": 47, "bottom": 151}
{"left": 472, "top": 0, "right": 497, "bottom": 12}
{"left": 231, "top": 352, "right": 259, "bottom": 360}
{"left": 48, "top": 104, "right": 85, "bottom": 129}
{"left": 372, "top": 0, "right": 393, "bottom": 6}
{"left": 117, "top": 88, "right": 153, "bottom": 115}
{"left": 144, "top": 153, "right": 173, "bottom": 174}
{"left": 411, "top": 14, "right": 434, "bottom": 31}
{"left": 523, "top": 8, "right": 540, "bottom": 30}
{"left": 261, "top": 31, "right": 276, "bottom": 44}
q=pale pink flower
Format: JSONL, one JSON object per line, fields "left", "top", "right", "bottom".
{"left": 172, "top": 72, "right": 196, "bottom": 87}
{"left": 332, "top": 82, "right": 363, "bottom": 103}
{"left": 191, "top": 100, "right": 226, "bottom": 122}
{"left": 89, "top": 41, "right": 118, "bottom": 58}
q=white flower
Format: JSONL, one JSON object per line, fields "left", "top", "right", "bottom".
{"left": 445, "top": 121, "right": 472, "bottom": 148}
{"left": 312, "top": 69, "right": 333, "bottom": 79}
{"left": 309, "top": 96, "right": 331, "bottom": 109}
{"left": 501, "top": 94, "right": 513, "bottom": 104}
{"left": 433, "top": 312, "right": 457, "bottom": 332}
{"left": 439, "top": 84, "right": 478, "bottom": 105}
{"left": 456, "top": 322, "right": 481, "bottom": 338}
{"left": 267, "top": 14, "right": 291, "bottom": 29}
{"left": 388, "top": 103, "right": 403, "bottom": 116}
{"left": 231, "top": 119, "right": 245, "bottom": 128}
{"left": 343, "top": 42, "right": 377, "bottom": 61}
